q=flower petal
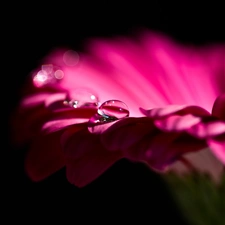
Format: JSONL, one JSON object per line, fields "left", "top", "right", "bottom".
{"left": 188, "top": 119, "right": 225, "bottom": 139}
{"left": 44, "top": 92, "right": 67, "bottom": 111}
{"left": 125, "top": 132, "right": 206, "bottom": 171}
{"left": 61, "top": 128, "right": 122, "bottom": 187}
{"left": 42, "top": 119, "right": 88, "bottom": 134}
{"left": 21, "top": 93, "right": 51, "bottom": 108}
{"left": 154, "top": 114, "right": 201, "bottom": 132}
{"left": 88, "top": 37, "right": 168, "bottom": 109}
{"left": 87, "top": 113, "right": 118, "bottom": 134}
{"left": 24, "top": 131, "right": 66, "bottom": 182}
{"left": 140, "top": 31, "right": 219, "bottom": 110}
{"left": 212, "top": 94, "right": 225, "bottom": 121}
{"left": 140, "top": 105, "right": 210, "bottom": 119}
{"left": 101, "top": 116, "right": 206, "bottom": 171}
{"left": 11, "top": 107, "right": 51, "bottom": 145}
{"left": 101, "top": 117, "right": 155, "bottom": 151}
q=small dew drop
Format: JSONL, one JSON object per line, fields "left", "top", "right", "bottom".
{"left": 63, "top": 88, "right": 99, "bottom": 108}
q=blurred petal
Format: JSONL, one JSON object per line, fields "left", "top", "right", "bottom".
{"left": 154, "top": 114, "right": 201, "bottom": 132}
{"left": 125, "top": 132, "right": 206, "bottom": 171}
{"left": 140, "top": 105, "right": 210, "bottom": 119}
{"left": 24, "top": 131, "right": 66, "bottom": 181}
{"left": 101, "top": 117, "right": 155, "bottom": 151}
{"left": 44, "top": 92, "right": 67, "bottom": 111}
{"left": 42, "top": 119, "right": 88, "bottom": 134}
{"left": 208, "top": 135, "right": 225, "bottom": 165}
{"left": 101, "top": 116, "right": 206, "bottom": 170}
{"left": 212, "top": 94, "right": 225, "bottom": 121}
{"left": 140, "top": 30, "right": 219, "bottom": 110}
{"left": 61, "top": 128, "right": 122, "bottom": 187}
{"left": 21, "top": 93, "right": 51, "bottom": 108}
{"left": 188, "top": 120, "right": 225, "bottom": 139}
{"left": 87, "top": 113, "right": 118, "bottom": 134}
{"left": 11, "top": 107, "right": 51, "bottom": 145}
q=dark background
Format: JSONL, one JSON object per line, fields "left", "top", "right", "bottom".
{"left": 5, "top": 2, "right": 224, "bottom": 224}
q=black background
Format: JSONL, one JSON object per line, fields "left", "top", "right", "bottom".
{"left": 5, "top": 2, "right": 225, "bottom": 224}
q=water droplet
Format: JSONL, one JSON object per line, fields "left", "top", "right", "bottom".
{"left": 97, "top": 100, "right": 129, "bottom": 120}
{"left": 63, "top": 88, "right": 100, "bottom": 108}
{"left": 88, "top": 100, "right": 129, "bottom": 133}
{"left": 32, "top": 64, "right": 64, "bottom": 87}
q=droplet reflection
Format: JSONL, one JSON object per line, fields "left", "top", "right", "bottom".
{"left": 97, "top": 100, "right": 129, "bottom": 119}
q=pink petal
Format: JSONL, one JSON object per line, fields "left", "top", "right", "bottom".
{"left": 88, "top": 37, "right": 169, "bottom": 109}
{"left": 188, "top": 120, "right": 225, "bottom": 138}
{"left": 139, "top": 31, "right": 219, "bottom": 110}
{"left": 201, "top": 44, "right": 225, "bottom": 95}
{"left": 61, "top": 128, "right": 122, "bottom": 187}
{"left": 140, "top": 105, "right": 210, "bottom": 119}
{"left": 42, "top": 119, "right": 88, "bottom": 134}
{"left": 101, "top": 116, "right": 206, "bottom": 171}
{"left": 27, "top": 107, "right": 96, "bottom": 133}
{"left": 21, "top": 93, "right": 51, "bottom": 108}
{"left": 53, "top": 52, "right": 143, "bottom": 117}
{"left": 12, "top": 105, "right": 97, "bottom": 146}
{"left": 44, "top": 92, "right": 67, "bottom": 111}
{"left": 154, "top": 114, "right": 202, "bottom": 132}
{"left": 140, "top": 105, "right": 187, "bottom": 117}
{"left": 11, "top": 107, "right": 51, "bottom": 145}
{"left": 87, "top": 113, "right": 118, "bottom": 134}
{"left": 125, "top": 132, "right": 206, "bottom": 171}
{"left": 101, "top": 117, "right": 155, "bottom": 151}
{"left": 212, "top": 94, "right": 225, "bottom": 121}
{"left": 24, "top": 131, "right": 66, "bottom": 182}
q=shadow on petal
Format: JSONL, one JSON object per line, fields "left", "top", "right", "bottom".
{"left": 101, "top": 117, "right": 155, "bottom": 151}
{"left": 212, "top": 94, "right": 225, "bottom": 121}
{"left": 61, "top": 128, "right": 123, "bottom": 187}
{"left": 126, "top": 132, "right": 206, "bottom": 172}
{"left": 24, "top": 130, "right": 66, "bottom": 182}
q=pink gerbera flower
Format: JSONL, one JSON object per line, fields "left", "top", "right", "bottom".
{"left": 11, "top": 30, "right": 225, "bottom": 187}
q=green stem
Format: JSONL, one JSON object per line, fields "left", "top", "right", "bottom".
{"left": 163, "top": 172, "right": 225, "bottom": 225}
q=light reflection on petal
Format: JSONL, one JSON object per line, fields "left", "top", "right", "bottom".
{"left": 32, "top": 64, "right": 64, "bottom": 87}
{"left": 63, "top": 50, "right": 79, "bottom": 66}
